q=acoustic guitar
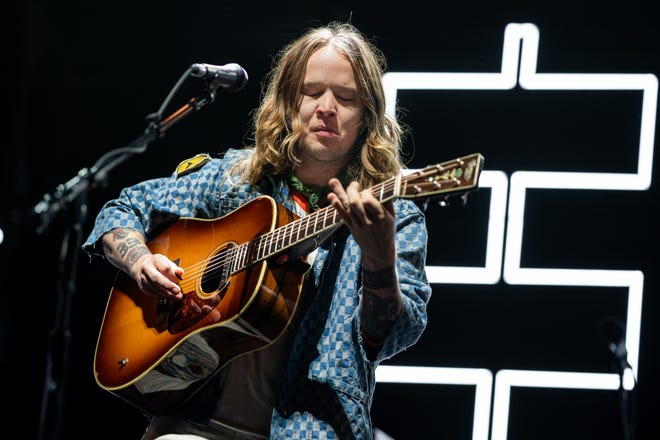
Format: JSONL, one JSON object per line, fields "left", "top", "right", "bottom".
{"left": 93, "top": 153, "right": 484, "bottom": 414}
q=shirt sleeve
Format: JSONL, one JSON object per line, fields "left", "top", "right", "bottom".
{"left": 367, "top": 199, "right": 432, "bottom": 363}
{"left": 81, "top": 157, "right": 226, "bottom": 257}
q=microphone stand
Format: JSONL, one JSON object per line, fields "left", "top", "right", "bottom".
{"left": 34, "top": 67, "right": 223, "bottom": 440}
{"left": 610, "top": 340, "right": 636, "bottom": 440}
{"left": 598, "top": 316, "right": 637, "bottom": 440}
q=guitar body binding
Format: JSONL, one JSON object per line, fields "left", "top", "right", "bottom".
{"left": 93, "top": 196, "right": 307, "bottom": 415}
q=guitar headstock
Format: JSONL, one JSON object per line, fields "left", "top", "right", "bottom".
{"left": 399, "top": 153, "right": 484, "bottom": 205}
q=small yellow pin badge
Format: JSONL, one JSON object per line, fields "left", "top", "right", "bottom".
{"left": 175, "top": 153, "right": 211, "bottom": 177}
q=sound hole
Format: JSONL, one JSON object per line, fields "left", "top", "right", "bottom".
{"left": 167, "top": 242, "right": 236, "bottom": 334}
{"left": 200, "top": 242, "right": 235, "bottom": 296}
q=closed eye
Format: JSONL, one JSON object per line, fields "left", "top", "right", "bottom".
{"left": 302, "top": 84, "right": 358, "bottom": 102}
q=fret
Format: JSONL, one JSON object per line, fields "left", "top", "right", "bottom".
{"left": 274, "top": 223, "right": 283, "bottom": 251}
{"left": 235, "top": 242, "right": 246, "bottom": 271}
{"left": 393, "top": 173, "right": 401, "bottom": 199}
{"left": 281, "top": 222, "right": 291, "bottom": 249}
{"left": 242, "top": 241, "right": 250, "bottom": 269}
{"left": 318, "top": 211, "right": 325, "bottom": 232}
{"left": 321, "top": 208, "right": 328, "bottom": 229}
{"left": 295, "top": 214, "right": 302, "bottom": 243}
{"left": 247, "top": 241, "right": 258, "bottom": 268}
{"left": 401, "top": 173, "right": 408, "bottom": 198}
{"left": 233, "top": 243, "right": 241, "bottom": 271}
{"left": 286, "top": 220, "right": 296, "bottom": 246}
{"left": 270, "top": 227, "right": 278, "bottom": 254}
{"left": 306, "top": 213, "right": 314, "bottom": 238}
{"left": 227, "top": 245, "right": 237, "bottom": 273}
{"left": 234, "top": 241, "right": 241, "bottom": 269}
{"left": 315, "top": 214, "right": 322, "bottom": 233}
{"left": 281, "top": 223, "right": 289, "bottom": 249}
{"left": 251, "top": 236, "right": 260, "bottom": 264}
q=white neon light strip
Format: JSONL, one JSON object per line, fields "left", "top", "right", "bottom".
{"left": 377, "top": 366, "right": 493, "bottom": 440}
{"left": 501, "top": 22, "right": 656, "bottom": 382}
{"left": 425, "top": 170, "right": 508, "bottom": 285}
{"left": 379, "top": 21, "right": 656, "bottom": 439}
{"left": 491, "top": 369, "right": 621, "bottom": 440}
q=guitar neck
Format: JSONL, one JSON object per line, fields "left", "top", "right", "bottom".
{"left": 229, "top": 178, "right": 394, "bottom": 272}
{"left": 229, "top": 152, "right": 483, "bottom": 273}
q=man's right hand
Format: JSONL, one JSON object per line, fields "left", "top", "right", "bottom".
{"left": 101, "top": 227, "right": 184, "bottom": 301}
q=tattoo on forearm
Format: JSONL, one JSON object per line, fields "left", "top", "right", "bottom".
{"left": 125, "top": 246, "right": 150, "bottom": 269}
{"left": 361, "top": 266, "right": 400, "bottom": 340}
{"left": 361, "top": 289, "right": 400, "bottom": 340}
{"left": 362, "top": 266, "right": 396, "bottom": 290}
{"left": 109, "top": 228, "right": 131, "bottom": 240}
{"left": 107, "top": 228, "right": 149, "bottom": 273}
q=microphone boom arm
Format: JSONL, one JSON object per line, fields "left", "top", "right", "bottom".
{"left": 35, "top": 62, "right": 238, "bottom": 440}
{"left": 32, "top": 66, "right": 219, "bottom": 235}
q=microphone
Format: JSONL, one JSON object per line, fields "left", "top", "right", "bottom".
{"left": 190, "top": 62, "right": 248, "bottom": 92}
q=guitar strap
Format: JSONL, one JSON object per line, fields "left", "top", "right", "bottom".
{"left": 275, "top": 226, "right": 355, "bottom": 440}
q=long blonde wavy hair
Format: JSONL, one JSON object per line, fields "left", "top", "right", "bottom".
{"left": 243, "top": 22, "right": 406, "bottom": 188}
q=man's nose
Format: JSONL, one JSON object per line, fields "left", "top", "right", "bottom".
{"left": 316, "top": 91, "right": 337, "bottom": 115}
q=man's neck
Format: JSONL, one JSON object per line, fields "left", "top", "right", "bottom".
{"left": 294, "top": 162, "right": 346, "bottom": 187}
{"left": 294, "top": 147, "right": 354, "bottom": 186}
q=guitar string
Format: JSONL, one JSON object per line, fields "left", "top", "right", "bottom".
{"left": 169, "top": 163, "right": 463, "bottom": 294}
{"left": 173, "top": 176, "right": 396, "bottom": 293}
{"left": 173, "top": 167, "right": 452, "bottom": 293}
{"left": 174, "top": 203, "right": 344, "bottom": 292}
{"left": 173, "top": 165, "right": 460, "bottom": 293}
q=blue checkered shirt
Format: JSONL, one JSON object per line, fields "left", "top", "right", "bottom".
{"left": 82, "top": 147, "right": 431, "bottom": 439}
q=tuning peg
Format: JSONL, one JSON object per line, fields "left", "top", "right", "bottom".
{"left": 460, "top": 193, "right": 469, "bottom": 206}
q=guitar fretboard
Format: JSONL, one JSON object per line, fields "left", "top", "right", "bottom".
{"left": 225, "top": 153, "right": 483, "bottom": 274}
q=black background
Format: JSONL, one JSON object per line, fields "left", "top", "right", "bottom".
{"left": 2, "top": 1, "right": 658, "bottom": 439}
